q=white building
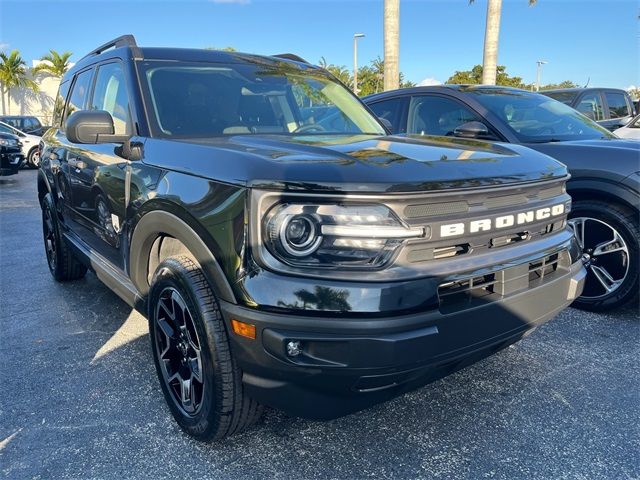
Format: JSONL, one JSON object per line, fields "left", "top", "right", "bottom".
{"left": 0, "top": 60, "right": 74, "bottom": 124}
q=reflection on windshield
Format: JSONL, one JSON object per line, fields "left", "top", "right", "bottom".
{"left": 473, "top": 91, "right": 614, "bottom": 143}
{"left": 142, "top": 61, "right": 385, "bottom": 138}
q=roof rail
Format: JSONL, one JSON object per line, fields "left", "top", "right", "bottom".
{"left": 80, "top": 34, "right": 142, "bottom": 61}
{"left": 272, "top": 53, "right": 309, "bottom": 64}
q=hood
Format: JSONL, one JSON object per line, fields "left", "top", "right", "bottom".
{"left": 524, "top": 138, "right": 640, "bottom": 178}
{"left": 142, "top": 134, "right": 567, "bottom": 193}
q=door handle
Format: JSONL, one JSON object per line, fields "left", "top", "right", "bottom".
{"left": 68, "top": 157, "right": 87, "bottom": 170}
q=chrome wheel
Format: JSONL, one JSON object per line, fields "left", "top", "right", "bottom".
{"left": 569, "top": 217, "right": 630, "bottom": 299}
{"left": 29, "top": 148, "right": 40, "bottom": 168}
{"left": 154, "top": 287, "right": 205, "bottom": 416}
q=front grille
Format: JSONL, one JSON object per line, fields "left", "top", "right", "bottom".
{"left": 437, "top": 250, "right": 570, "bottom": 313}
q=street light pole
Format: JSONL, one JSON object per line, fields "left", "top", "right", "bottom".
{"left": 353, "top": 33, "right": 365, "bottom": 95}
{"left": 536, "top": 60, "right": 547, "bottom": 92}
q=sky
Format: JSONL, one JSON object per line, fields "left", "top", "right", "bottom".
{"left": 0, "top": 0, "right": 638, "bottom": 89}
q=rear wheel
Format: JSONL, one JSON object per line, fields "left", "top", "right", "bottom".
{"left": 148, "top": 255, "right": 262, "bottom": 441}
{"left": 569, "top": 200, "right": 639, "bottom": 311}
{"left": 41, "top": 193, "right": 87, "bottom": 281}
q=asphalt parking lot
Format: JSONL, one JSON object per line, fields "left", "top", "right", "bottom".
{"left": 1, "top": 169, "right": 638, "bottom": 479}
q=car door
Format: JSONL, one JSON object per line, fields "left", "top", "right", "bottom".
{"left": 55, "top": 67, "right": 94, "bottom": 230}
{"left": 67, "top": 61, "right": 133, "bottom": 270}
{"left": 602, "top": 91, "right": 634, "bottom": 131}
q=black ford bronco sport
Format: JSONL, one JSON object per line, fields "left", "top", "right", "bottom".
{"left": 39, "top": 36, "right": 586, "bottom": 441}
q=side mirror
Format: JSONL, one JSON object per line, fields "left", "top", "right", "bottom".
{"left": 65, "top": 110, "right": 128, "bottom": 144}
{"left": 454, "top": 121, "right": 490, "bottom": 139}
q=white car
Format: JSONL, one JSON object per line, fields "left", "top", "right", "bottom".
{"left": 0, "top": 121, "right": 41, "bottom": 167}
{"left": 614, "top": 114, "right": 640, "bottom": 140}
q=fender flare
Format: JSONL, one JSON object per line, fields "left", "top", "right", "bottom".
{"left": 566, "top": 178, "right": 639, "bottom": 213}
{"left": 129, "top": 210, "right": 236, "bottom": 304}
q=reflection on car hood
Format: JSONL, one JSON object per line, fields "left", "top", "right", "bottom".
{"left": 142, "top": 134, "right": 567, "bottom": 193}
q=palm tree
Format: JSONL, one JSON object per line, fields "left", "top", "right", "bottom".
{"left": 383, "top": 0, "right": 400, "bottom": 91}
{"left": 32, "top": 50, "right": 73, "bottom": 77}
{"left": 471, "top": 0, "right": 537, "bottom": 85}
{"left": 0, "top": 50, "right": 38, "bottom": 115}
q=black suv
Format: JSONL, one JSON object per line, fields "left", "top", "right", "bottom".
{"left": 0, "top": 115, "right": 50, "bottom": 136}
{"left": 0, "top": 132, "right": 23, "bottom": 176}
{"left": 39, "top": 36, "right": 586, "bottom": 441}
{"left": 541, "top": 88, "right": 636, "bottom": 131}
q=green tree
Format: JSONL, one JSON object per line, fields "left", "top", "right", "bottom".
{"left": 470, "top": 0, "right": 537, "bottom": 85}
{"left": 538, "top": 80, "right": 580, "bottom": 90}
{"left": 204, "top": 46, "right": 237, "bottom": 51}
{"left": 32, "top": 50, "right": 73, "bottom": 77}
{"left": 318, "top": 57, "right": 352, "bottom": 87}
{"left": 446, "top": 65, "right": 526, "bottom": 88}
{"left": 0, "top": 50, "right": 38, "bottom": 114}
{"left": 627, "top": 87, "right": 640, "bottom": 100}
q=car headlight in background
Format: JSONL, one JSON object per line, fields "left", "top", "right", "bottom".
{"left": 263, "top": 203, "right": 424, "bottom": 268}
{"left": 0, "top": 138, "right": 19, "bottom": 147}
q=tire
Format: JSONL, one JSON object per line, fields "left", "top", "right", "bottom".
{"left": 569, "top": 200, "right": 639, "bottom": 312}
{"left": 41, "top": 193, "right": 88, "bottom": 281}
{"left": 148, "top": 255, "right": 262, "bottom": 441}
{"left": 27, "top": 147, "right": 40, "bottom": 168}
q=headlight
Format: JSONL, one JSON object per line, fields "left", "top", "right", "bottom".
{"left": 263, "top": 203, "right": 424, "bottom": 269}
{"left": 0, "top": 139, "right": 18, "bottom": 147}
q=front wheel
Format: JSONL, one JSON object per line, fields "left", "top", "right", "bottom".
{"left": 148, "top": 256, "right": 262, "bottom": 441}
{"left": 568, "top": 200, "right": 639, "bottom": 311}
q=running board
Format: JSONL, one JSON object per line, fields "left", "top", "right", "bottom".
{"left": 63, "top": 231, "right": 146, "bottom": 312}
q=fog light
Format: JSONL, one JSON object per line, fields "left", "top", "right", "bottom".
{"left": 286, "top": 340, "right": 302, "bottom": 357}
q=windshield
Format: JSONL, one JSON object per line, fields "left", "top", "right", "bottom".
{"left": 473, "top": 90, "right": 614, "bottom": 143}
{"left": 141, "top": 61, "right": 385, "bottom": 137}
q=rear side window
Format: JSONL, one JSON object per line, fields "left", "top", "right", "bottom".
{"left": 52, "top": 81, "right": 71, "bottom": 127}
{"left": 368, "top": 97, "right": 407, "bottom": 134}
{"left": 605, "top": 92, "right": 630, "bottom": 119}
{"left": 63, "top": 69, "right": 94, "bottom": 128}
{"left": 91, "top": 62, "right": 131, "bottom": 135}
{"left": 576, "top": 93, "right": 604, "bottom": 121}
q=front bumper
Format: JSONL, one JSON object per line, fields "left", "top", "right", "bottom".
{"left": 0, "top": 151, "right": 23, "bottom": 176}
{"left": 221, "top": 256, "right": 586, "bottom": 420}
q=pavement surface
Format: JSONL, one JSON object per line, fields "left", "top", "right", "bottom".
{"left": 1, "top": 170, "right": 638, "bottom": 480}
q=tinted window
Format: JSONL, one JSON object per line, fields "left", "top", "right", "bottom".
{"left": 91, "top": 63, "right": 131, "bottom": 135}
{"left": 25, "top": 117, "right": 41, "bottom": 130}
{"left": 576, "top": 93, "right": 604, "bottom": 121}
{"left": 64, "top": 69, "right": 94, "bottom": 127}
{"left": 407, "top": 96, "right": 482, "bottom": 137}
{"left": 52, "top": 81, "right": 71, "bottom": 127}
{"left": 472, "top": 91, "right": 613, "bottom": 143}
{"left": 605, "top": 92, "right": 630, "bottom": 119}
{"left": 142, "top": 62, "right": 384, "bottom": 137}
{"left": 544, "top": 91, "right": 578, "bottom": 106}
{"left": 368, "top": 98, "right": 406, "bottom": 134}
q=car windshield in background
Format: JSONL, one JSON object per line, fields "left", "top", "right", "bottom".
{"left": 473, "top": 91, "right": 614, "bottom": 143}
{"left": 141, "top": 62, "right": 385, "bottom": 137}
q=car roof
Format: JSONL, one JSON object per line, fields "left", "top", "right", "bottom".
{"left": 363, "top": 84, "right": 532, "bottom": 102}
{"left": 65, "top": 41, "right": 316, "bottom": 81}
{"left": 543, "top": 87, "right": 628, "bottom": 94}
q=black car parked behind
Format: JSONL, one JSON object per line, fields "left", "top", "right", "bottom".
{"left": 0, "top": 132, "right": 23, "bottom": 176}
{"left": 541, "top": 87, "right": 636, "bottom": 132}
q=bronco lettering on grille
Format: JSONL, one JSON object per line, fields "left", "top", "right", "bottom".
{"left": 440, "top": 204, "right": 565, "bottom": 238}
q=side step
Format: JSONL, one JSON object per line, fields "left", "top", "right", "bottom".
{"left": 63, "top": 232, "right": 146, "bottom": 313}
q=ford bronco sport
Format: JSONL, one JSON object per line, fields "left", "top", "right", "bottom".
{"left": 38, "top": 36, "right": 586, "bottom": 441}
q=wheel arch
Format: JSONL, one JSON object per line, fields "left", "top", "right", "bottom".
{"left": 37, "top": 169, "right": 52, "bottom": 207}
{"left": 566, "top": 179, "right": 639, "bottom": 214}
{"left": 129, "top": 209, "right": 237, "bottom": 304}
